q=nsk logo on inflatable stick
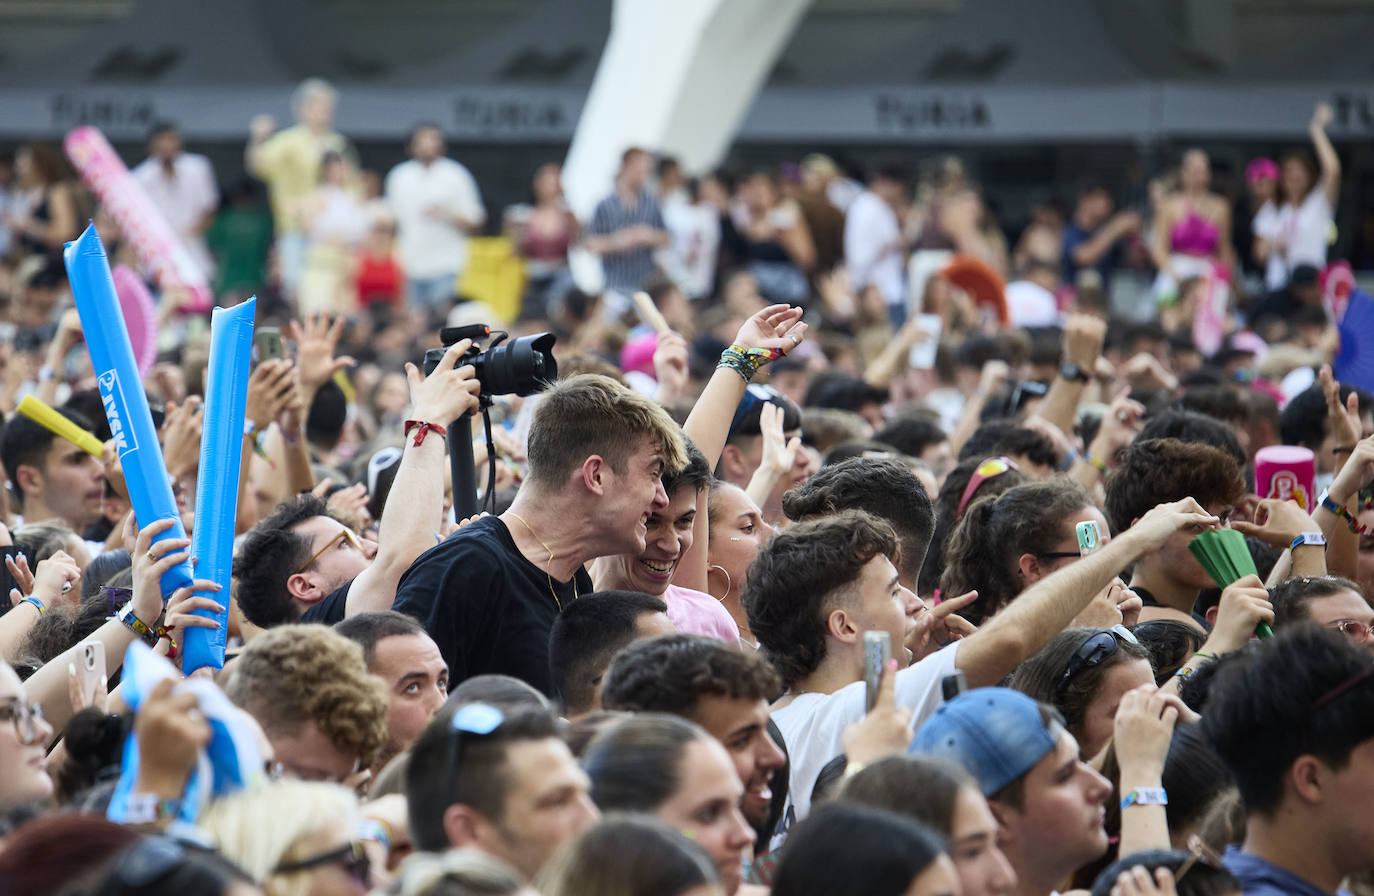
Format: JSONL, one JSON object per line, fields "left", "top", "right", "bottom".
{"left": 64, "top": 224, "right": 193, "bottom": 600}
{"left": 97, "top": 370, "right": 138, "bottom": 454}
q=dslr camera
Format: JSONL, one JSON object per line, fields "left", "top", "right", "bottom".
{"left": 423, "top": 324, "right": 558, "bottom": 398}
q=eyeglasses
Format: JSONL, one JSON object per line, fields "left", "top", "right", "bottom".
{"left": 956, "top": 457, "right": 1017, "bottom": 519}
{"left": 0, "top": 698, "right": 45, "bottom": 745}
{"left": 294, "top": 527, "right": 365, "bottom": 575}
{"left": 1055, "top": 626, "right": 1137, "bottom": 699}
{"left": 446, "top": 702, "right": 504, "bottom": 808}
{"left": 274, "top": 839, "right": 371, "bottom": 885}
{"left": 1331, "top": 620, "right": 1374, "bottom": 643}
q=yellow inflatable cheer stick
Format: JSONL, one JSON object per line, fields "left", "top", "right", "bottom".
{"left": 17, "top": 394, "right": 105, "bottom": 457}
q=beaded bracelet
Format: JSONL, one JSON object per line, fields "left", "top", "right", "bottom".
{"left": 718, "top": 344, "right": 786, "bottom": 384}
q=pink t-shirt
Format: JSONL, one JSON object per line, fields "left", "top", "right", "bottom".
{"left": 664, "top": 584, "right": 741, "bottom": 644}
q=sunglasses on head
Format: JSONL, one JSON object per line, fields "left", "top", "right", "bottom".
{"left": 274, "top": 839, "right": 370, "bottom": 885}
{"left": 955, "top": 456, "right": 1017, "bottom": 519}
{"left": 1056, "top": 625, "right": 1139, "bottom": 699}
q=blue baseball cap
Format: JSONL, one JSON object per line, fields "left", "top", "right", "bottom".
{"left": 909, "top": 687, "right": 1059, "bottom": 797}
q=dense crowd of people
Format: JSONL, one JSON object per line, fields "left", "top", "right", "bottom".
{"left": 0, "top": 75, "right": 1370, "bottom": 896}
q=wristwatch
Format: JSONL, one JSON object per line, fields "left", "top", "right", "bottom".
{"left": 1059, "top": 361, "right": 1091, "bottom": 383}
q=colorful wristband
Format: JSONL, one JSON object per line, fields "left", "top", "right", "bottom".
{"left": 124, "top": 793, "right": 183, "bottom": 825}
{"left": 118, "top": 603, "right": 158, "bottom": 645}
{"left": 1290, "top": 532, "right": 1327, "bottom": 551}
{"left": 19, "top": 595, "right": 45, "bottom": 615}
{"left": 1320, "top": 491, "right": 1369, "bottom": 535}
{"left": 1120, "top": 787, "right": 1168, "bottom": 810}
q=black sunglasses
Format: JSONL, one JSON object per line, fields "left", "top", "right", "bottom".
{"left": 274, "top": 839, "right": 370, "bottom": 884}
{"left": 1056, "top": 626, "right": 1138, "bottom": 698}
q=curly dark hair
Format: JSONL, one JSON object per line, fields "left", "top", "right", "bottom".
{"left": 231, "top": 495, "right": 332, "bottom": 629}
{"left": 222, "top": 624, "right": 388, "bottom": 769}
{"left": 939, "top": 478, "right": 1093, "bottom": 625}
{"left": 601, "top": 633, "right": 781, "bottom": 718}
{"left": 782, "top": 457, "right": 935, "bottom": 585}
{"left": 1103, "top": 439, "right": 1246, "bottom": 535}
{"left": 919, "top": 454, "right": 1030, "bottom": 597}
{"left": 742, "top": 510, "right": 897, "bottom": 690}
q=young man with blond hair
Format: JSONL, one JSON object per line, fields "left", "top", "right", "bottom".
{"left": 395, "top": 373, "right": 687, "bottom": 696}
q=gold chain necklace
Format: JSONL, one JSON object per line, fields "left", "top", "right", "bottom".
{"left": 506, "top": 512, "right": 577, "bottom": 612}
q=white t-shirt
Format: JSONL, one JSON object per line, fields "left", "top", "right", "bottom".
{"left": 1005, "top": 280, "right": 1060, "bottom": 327}
{"left": 845, "top": 190, "right": 906, "bottom": 307}
{"left": 131, "top": 153, "right": 219, "bottom": 278}
{"left": 769, "top": 642, "right": 961, "bottom": 849}
{"left": 384, "top": 157, "right": 486, "bottom": 279}
{"left": 1254, "top": 190, "right": 1333, "bottom": 292}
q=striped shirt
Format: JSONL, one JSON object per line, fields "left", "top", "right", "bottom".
{"left": 588, "top": 188, "right": 666, "bottom": 293}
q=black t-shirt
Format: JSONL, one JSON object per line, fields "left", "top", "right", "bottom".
{"left": 392, "top": 515, "right": 590, "bottom": 696}
{"left": 300, "top": 581, "right": 352, "bottom": 625}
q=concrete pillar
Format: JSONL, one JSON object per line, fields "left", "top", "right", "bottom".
{"left": 563, "top": 0, "right": 810, "bottom": 220}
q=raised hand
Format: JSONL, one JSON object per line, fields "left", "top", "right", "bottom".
{"left": 732, "top": 303, "right": 807, "bottom": 358}
{"left": 1320, "top": 365, "right": 1363, "bottom": 469}
{"left": 289, "top": 312, "right": 357, "bottom": 394}
{"left": 29, "top": 550, "right": 82, "bottom": 613}
{"left": 1231, "top": 498, "right": 1321, "bottom": 549}
{"left": 327, "top": 483, "right": 372, "bottom": 532}
{"left": 245, "top": 359, "right": 296, "bottom": 431}
{"left": 1089, "top": 387, "right": 1146, "bottom": 462}
{"left": 1206, "top": 575, "right": 1273, "bottom": 653}
{"left": 159, "top": 397, "right": 204, "bottom": 481}
{"left": 653, "top": 331, "right": 690, "bottom": 403}
{"left": 405, "top": 339, "right": 481, "bottom": 429}
{"left": 1328, "top": 434, "right": 1374, "bottom": 506}
{"left": 128, "top": 517, "right": 189, "bottom": 622}
{"left": 841, "top": 659, "right": 914, "bottom": 765}
{"left": 1113, "top": 684, "right": 1179, "bottom": 774}
{"left": 157, "top": 579, "right": 225, "bottom": 659}
{"left": 132, "top": 679, "right": 212, "bottom": 801}
{"left": 757, "top": 402, "right": 801, "bottom": 478}
{"left": 1125, "top": 498, "right": 1220, "bottom": 552}
{"left": 908, "top": 590, "right": 978, "bottom": 661}
{"left": 1063, "top": 313, "right": 1107, "bottom": 370}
